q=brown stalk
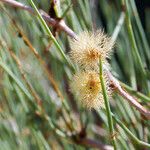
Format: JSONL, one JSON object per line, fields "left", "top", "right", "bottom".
{"left": 8, "top": 48, "right": 42, "bottom": 107}
{"left": 20, "top": 30, "right": 64, "bottom": 100}
{"left": 0, "top": 0, "right": 77, "bottom": 39}
{"left": 107, "top": 71, "right": 150, "bottom": 119}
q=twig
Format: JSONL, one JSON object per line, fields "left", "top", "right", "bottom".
{"left": 8, "top": 49, "right": 42, "bottom": 106}
{"left": 120, "top": 81, "right": 150, "bottom": 103}
{"left": 107, "top": 70, "right": 150, "bottom": 119}
{"left": 28, "top": 0, "right": 75, "bottom": 71}
{"left": 0, "top": 0, "right": 33, "bottom": 12}
{"left": 0, "top": 0, "right": 77, "bottom": 39}
{"left": 0, "top": 41, "right": 32, "bottom": 100}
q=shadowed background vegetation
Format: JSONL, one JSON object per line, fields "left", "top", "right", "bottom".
{"left": 0, "top": 0, "right": 150, "bottom": 149}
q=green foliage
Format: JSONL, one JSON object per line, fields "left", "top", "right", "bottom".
{"left": 0, "top": 0, "right": 150, "bottom": 149}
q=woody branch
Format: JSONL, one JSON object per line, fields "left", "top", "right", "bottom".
{"left": 0, "top": 0, "right": 76, "bottom": 38}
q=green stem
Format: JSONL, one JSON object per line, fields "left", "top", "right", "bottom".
{"left": 60, "top": 3, "right": 72, "bottom": 19}
{"left": 125, "top": 19, "right": 145, "bottom": 75}
{"left": 124, "top": 0, "right": 148, "bottom": 92}
{"left": 0, "top": 60, "right": 32, "bottom": 100}
{"left": 130, "top": 0, "right": 150, "bottom": 67}
{"left": 99, "top": 58, "right": 117, "bottom": 150}
{"left": 28, "top": 0, "right": 74, "bottom": 69}
{"left": 44, "top": 114, "right": 67, "bottom": 137}
{"left": 124, "top": 0, "right": 145, "bottom": 74}
{"left": 112, "top": 114, "right": 150, "bottom": 148}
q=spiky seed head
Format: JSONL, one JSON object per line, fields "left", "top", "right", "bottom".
{"left": 69, "top": 30, "right": 114, "bottom": 70}
{"left": 70, "top": 71, "right": 110, "bottom": 110}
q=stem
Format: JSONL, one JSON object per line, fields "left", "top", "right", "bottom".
{"left": 112, "top": 113, "right": 150, "bottom": 148}
{"left": 60, "top": 2, "right": 72, "bottom": 19}
{"left": 99, "top": 58, "right": 117, "bottom": 150}
{"left": 0, "top": 0, "right": 77, "bottom": 38}
{"left": 106, "top": 70, "right": 150, "bottom": 119}
{"left": 0, "top": 60, "right": 32, "bottom": 100}
{"left": 124, "top": 0, "right": 148, "bottom": 92}
{"left": 130, "top": 0, "right": 150, "bottom": 67}
{"left": 28, "top": 0, "right": 70, "bottom": 65}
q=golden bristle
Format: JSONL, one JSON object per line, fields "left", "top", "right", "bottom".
{"left": 70, "top": 71, "right": 110, "bottom": 110}
{"left": 69, "top": 30, "right": 114, "bottom": 70}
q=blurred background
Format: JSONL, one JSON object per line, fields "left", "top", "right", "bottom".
{"left": 0, "top": 0, "right": 150, "bottom": 150}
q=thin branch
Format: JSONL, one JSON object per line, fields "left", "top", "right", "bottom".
{"left": 8, "top": 49, "right": 42, "bottom": 106}
{"left": 0, "top": 0, "right": 77, "bottom": 39}
{"left": 120, "top": 81, "right": 150, "bottom": 103}
{"left": 0, "top": 0, "right": 33, "bottom": 12}
{"left": 107, "top": 70, "right": 150, "bottom": 119}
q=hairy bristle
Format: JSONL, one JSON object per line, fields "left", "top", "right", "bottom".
{"left": 69, "top": 30, "right": 114, "bottom": 70}
{"left": 70, "top": 71, "right": 111, "bottom": 110}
